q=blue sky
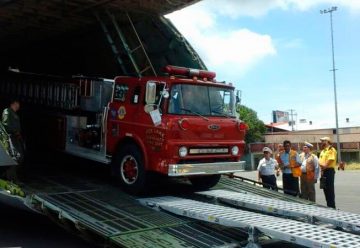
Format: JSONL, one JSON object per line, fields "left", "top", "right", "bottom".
{"left": 167, "top": 0, "right": 360, "bottom": 129}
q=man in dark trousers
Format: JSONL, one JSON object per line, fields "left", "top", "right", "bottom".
{"left": 319, "top": 136, "right": 337, "bottom": 209}
{"left": 278, "top": 140, "right": 302, "bottom": 196}
{"left": 2, "top": 98, "right": 25, "bottom": 180}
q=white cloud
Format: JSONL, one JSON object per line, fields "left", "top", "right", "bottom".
{"left": 167, "top": 2, "right": 276, "bottom": 78}
{"left": 192, "top": 0, "right": 360, "bottom": 18}
{"left": 202, "top": 0, "right": 285, "bottom": 18}
{"left": 198, "top": 29, "right": 275, "bottom": 71}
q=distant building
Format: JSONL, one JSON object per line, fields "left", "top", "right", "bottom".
{"left": 267, "top": 117, "right": 360, "bottom": 132}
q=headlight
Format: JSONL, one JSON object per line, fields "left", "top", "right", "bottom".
{"left": 231, "top": 146, "right": 239, "bottom": 156}
{"left": 179, "top": 146, "right": 188, "bottom": 157}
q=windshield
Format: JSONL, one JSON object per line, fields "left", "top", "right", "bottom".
{"left": 168, "top": 84, "right": 236, "bottom": 117}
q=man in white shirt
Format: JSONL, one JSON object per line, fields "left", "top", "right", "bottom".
{"left": 257, "top": 147, "right": 280, "bottom": 191}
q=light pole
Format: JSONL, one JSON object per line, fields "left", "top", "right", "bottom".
{"left": 287, "top": 109, "right": 297, "bottom": 131}
{"left": 320, "top": 6, "right": 342, "bottom": 163}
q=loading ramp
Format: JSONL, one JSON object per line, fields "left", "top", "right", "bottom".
{"left": 30, "top": 189, "right": 248, "bottom": 247}
{"left": 198, "top": 189, "right": 360, "bottom": 233}
{"left": 2, "top": 172, "right": 360, "bottom": 247}
{"left": 1, "top": 173, "right": 249, "bottom": 248}
{"left": 140, "top": 196, "right": 360, "bottom": 248}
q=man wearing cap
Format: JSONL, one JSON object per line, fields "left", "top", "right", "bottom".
{"left": 299, "top": 142, "right": 319, "bottom": 202}
{"left": 257, "top": 147, "right": 280, "bottom": 191}
{"left": 275, "top": 143, "right": 284, "bottom": 165}
{"left": 278, "top": 140, "right": 302, "bottom": 196}
{"left": 319, "top": 136, "right": 337, "bottom": 208}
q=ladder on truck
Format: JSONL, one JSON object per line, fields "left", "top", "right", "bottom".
{"left": 139, "top": 196, "right": 360, "bottom": 248}
{"left": 95, "top": 10, "right": 156, "bottom": 77}
{"left": 198, "top": 189, "right": 360, "bottom": 233}
{"left": 0, "top": 74, "right": 79, "bottom": 110}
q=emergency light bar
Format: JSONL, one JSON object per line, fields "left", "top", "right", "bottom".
{"left": 163, "top": 65, "right": 216, "bottom": 80}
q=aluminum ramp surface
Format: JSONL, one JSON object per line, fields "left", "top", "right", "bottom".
{"left": 31, "top": 190, "right": 247, "bottom": 247}
{"left": 198, "top": 189, "right": 360, "bottom": 233}
{"left": 139, "top": 196, "right": 360, "bottom": 248}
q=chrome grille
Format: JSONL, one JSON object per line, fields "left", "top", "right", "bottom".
{"left": 189, "top": 147, "right": 228, "bottom": 155}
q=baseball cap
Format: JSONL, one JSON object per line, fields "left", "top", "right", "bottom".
{"left": 320, "top": 137, "right": 331, "bottom": 142}
{"left": 303, "top": 141, "right": 313, "bottom": 148}
{"left": 262, "top": 147, "right": 273, "bottom": 154}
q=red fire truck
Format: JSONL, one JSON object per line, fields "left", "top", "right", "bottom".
{"left": 1, "top": 66, "right": 247, "bottom": 193}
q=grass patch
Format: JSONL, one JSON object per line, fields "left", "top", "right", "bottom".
{"left": 343, "top": 162, "right": 360, "bottom": 170}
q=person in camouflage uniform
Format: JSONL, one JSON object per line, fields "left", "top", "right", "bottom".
{"left": 2, "top": 99, "right": 25, "bottom": 181}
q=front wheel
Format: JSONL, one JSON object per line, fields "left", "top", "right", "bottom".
{"left": 112, "top": 144, "right": 146, "bottom": 194}
{"left": 189, "top": 174, "right": 221, "bottom": 191}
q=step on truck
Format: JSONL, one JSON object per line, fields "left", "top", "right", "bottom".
{"left": 0, "top": 65, "right": 247, "bottom": 193}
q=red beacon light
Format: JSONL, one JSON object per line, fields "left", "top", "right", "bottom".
{"left": 178, "top": 118, "right": 190, "bottom": 130}
{"left": 237, "top": 121, "right": 248, "bottom": 132}
{"left": 163, "top": 65, "right": 216, "bottom": 80}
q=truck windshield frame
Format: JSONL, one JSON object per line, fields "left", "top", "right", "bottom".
{"left": 168, "top": 84, "right": 236, "bottom": 117}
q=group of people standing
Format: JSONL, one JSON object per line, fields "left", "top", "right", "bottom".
{"left": 257, "top": 137, "right": 337, "bottom": 209}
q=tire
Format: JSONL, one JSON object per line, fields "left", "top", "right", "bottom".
{"left": 112, "top": 144, "right": 146, "bottom": 194}
{"left": 189, "top": 174, "right": 221, "bottom": 191}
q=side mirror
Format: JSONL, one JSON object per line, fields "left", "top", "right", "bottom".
{"left": 236, "top": 90, "right": 241, "bottom": 113}
{"left": 236, "top": 90, "right": 241, "bottom": 104}
{"left": 162, "top": 89, "right": 169, "bottom": 99}
{"left": 145, "top": 82, "right": 156, "bottom": 104}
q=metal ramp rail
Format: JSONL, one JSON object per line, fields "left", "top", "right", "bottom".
{"left": 0, "top": 72, "right": 80, "bottom": 110}
{"left": 139, "top": 196, "right": 360, "bottom": 248}
{"left": 217, "top": 176, "right": 314, "bottom": 205}
{"left": 198, "top": 189, "right": 360, "bottom": 233}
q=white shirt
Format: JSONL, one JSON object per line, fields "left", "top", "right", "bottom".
{"left": 257, "top": 157, "right": 278, "bottom": 176}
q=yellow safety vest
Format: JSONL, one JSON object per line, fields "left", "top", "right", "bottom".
{"left": 289, "top": 150, "right": 301, "bottom": 177}
{"left": 300, "top": 153, "right": 315, "bottom": 181}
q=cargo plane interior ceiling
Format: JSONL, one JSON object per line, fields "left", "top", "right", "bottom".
{"left": 0, "top": 0, "right": 204, "bottom": 77}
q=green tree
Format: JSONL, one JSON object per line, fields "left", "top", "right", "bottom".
{"left": 237, "top": 105, "right": 266, "bottom": 144}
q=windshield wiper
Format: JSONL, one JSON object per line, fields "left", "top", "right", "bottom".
{"left": 211, "top": 110, "right": 233, "bottom": 118}
{"left": 180, "top": 108, "right": 209, "bottom": 121}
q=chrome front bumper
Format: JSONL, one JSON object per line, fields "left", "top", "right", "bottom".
{"left": 168, "top": 161, "right": 245, "bottom": 176}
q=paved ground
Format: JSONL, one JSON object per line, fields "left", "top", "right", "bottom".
{"left": 237, "top": 170, "right": 360, "bottom": 214}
